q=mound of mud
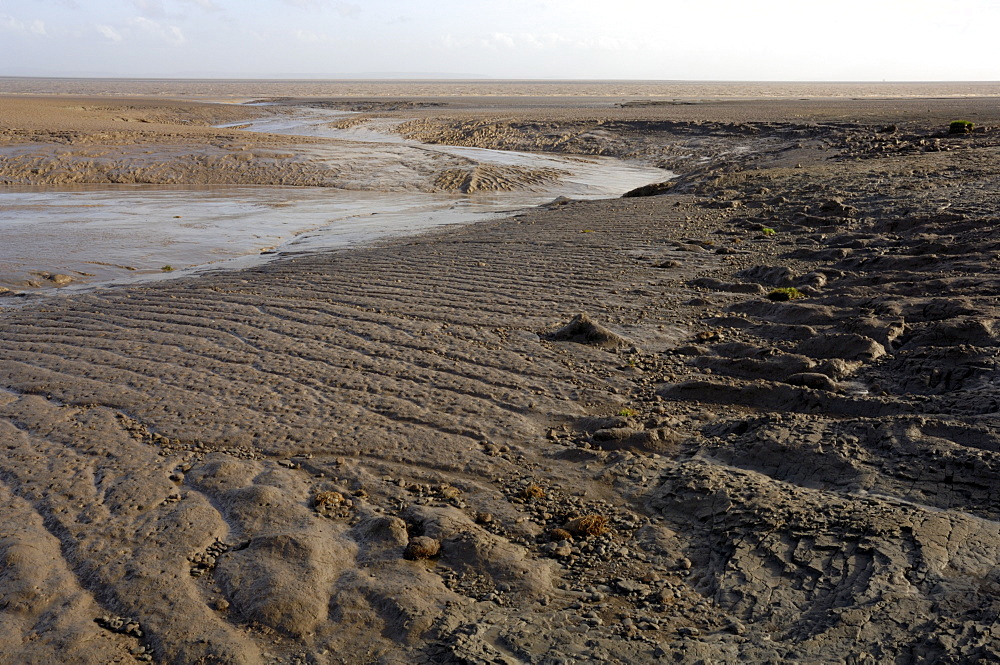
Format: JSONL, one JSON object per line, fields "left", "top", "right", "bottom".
{"left": 433, "top": 163, "right": 564, "bottom": 193}
{"left": 545, "top": 313, "right": 632, "bottom": 349}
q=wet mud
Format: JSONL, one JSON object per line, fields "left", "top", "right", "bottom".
{"left": 2, "top": 87, "right": 1000, "bottom": 664}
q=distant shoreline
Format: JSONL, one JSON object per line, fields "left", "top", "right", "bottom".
{"left": 3, "top": 77, "right": 1000, "bottom": 101}
{"left": 4, "top": 75, "right": 1000, "bottom": 83}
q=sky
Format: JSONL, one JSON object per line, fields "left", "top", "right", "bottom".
{"left": 1, "top": 0, "right": 999, "bottom": 80}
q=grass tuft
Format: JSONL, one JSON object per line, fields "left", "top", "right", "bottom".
{"left": 521, "top": 484, "right": 545, "bottom": 500}
{"left": 767, "top": 287, "right": 805, "bottom": 301}
{"left": 565, "top": 514, "right": 608, "bottom": 537}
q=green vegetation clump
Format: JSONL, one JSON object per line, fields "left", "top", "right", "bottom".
{"left": 761, "top": 227, "right": 777, "bottom": 236}
{"left": 949, "top": 120, "right": 975, "bottom": 134}
{"left": 618, "top": 407, "right": 638, "bottom": 417}
{"left": 161, "top": 265, "right": 174, "bottom": 272}
{"left": 767, "top": 287, "right": 805, "bottom": 302}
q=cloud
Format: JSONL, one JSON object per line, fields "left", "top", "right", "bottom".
{"left": 1, "top": 13, "right": 47, "bottom": 35}
{"left": 130, "top": 0, "right": 165, "bottom": 16}
{"left": 295, "top": 29, "right": 326, "bottom": 43}
{"left": 281, "top": 0, "right": 361, "bottom": 17}
{"left": 128, "top": 16, "right": 186, "bottom": 45}
{"left": 335, "top": 3, "right": 361, "bottom": 18}
{"left": 488, "top": 32, "right": 515, "bottom": 49}
{"left": 94, "top": 17, "right": 185, "bottom": 45}
{"left": 96, "top": 24, "right": 123, "bottom": 42}
{"left": 445, "top": 32, "right": 635, "bottom": 53}
{"left": 596, "top": 36, "right": 632, "bottom": 51}
{"left": 129, "top": 0, "right": 219, "bottom": 17}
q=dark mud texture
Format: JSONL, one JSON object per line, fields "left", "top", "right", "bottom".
{"left": 3, "top": 100, "right": 1000, "bottom": 664}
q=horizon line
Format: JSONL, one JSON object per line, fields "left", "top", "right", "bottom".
{"left": 2, "top": 75, "right": 1000, "bottom": 85}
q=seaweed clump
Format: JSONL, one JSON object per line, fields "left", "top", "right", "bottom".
{"left": 565, "top": 514, "right": 608, "bottom": 538}
{"left": 768, "top": 287, "right": 805, "bottom": 302}
{"left": 949, "top": 120, "right": 975, "bottom": 134}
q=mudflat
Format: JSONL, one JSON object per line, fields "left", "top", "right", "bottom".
{"left": 2, "top": 82, "right": 1000, "bottom": 664}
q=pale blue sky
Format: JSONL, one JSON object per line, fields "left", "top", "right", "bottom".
{"left": 1, "top": 0, "right": 999, "bottom": 80}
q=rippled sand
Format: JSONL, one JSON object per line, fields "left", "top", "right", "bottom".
{"left": 3, "top": 83, "right": 1000, "bottom": 665}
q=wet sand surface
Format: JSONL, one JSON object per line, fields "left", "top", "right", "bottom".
{"left": 3, "top": 81, "right": 1000, "bottom": 664}
{"left": 0, "top": 96, "right": 667, "bottom": 290}
{"left": 0, "top": 186, "right": 524, "bottom": 290}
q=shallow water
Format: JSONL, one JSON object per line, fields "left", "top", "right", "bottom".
{"left": 0, "top": 185, "right": 531, "bottom": 292}
{"left": 0, "top": 107, "right": 670, "bottom": 297}
{"left": 231, "top": 105, "right": 668, "bottom": 198}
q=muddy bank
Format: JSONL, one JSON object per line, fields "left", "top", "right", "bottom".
{"left": 2, "top": 92, "right": 1000, "bottom": 664}
{"left": 0, "top": 96, "right": 674, "bottom": 192}
{"left": 0, "top": 98, "right": 669, "bottom": 291}
{"left": 7, "top": 93, "right": 1000, "bottom": 190}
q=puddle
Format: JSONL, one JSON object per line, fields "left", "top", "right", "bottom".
{"left": 840, "top": 380, "right": 870, "bottom": 396}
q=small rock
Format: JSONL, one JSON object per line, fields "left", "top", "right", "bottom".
{"left": 48, "top": 273, "right": 73, "bottom": 286}
{"left": 313, "top": 491, "right": 344, "bottom": 508}
{"left": 438, "top": 485, "right": 461, "bottom": 500}
{"left": 615, "top": 579, "right": 651, "bottom": 596}
{"left": 404, "top": 536, "right": 441, "bottom": 560}
{"left": 785, "top": 372, "right": 838, "bottom": 392}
